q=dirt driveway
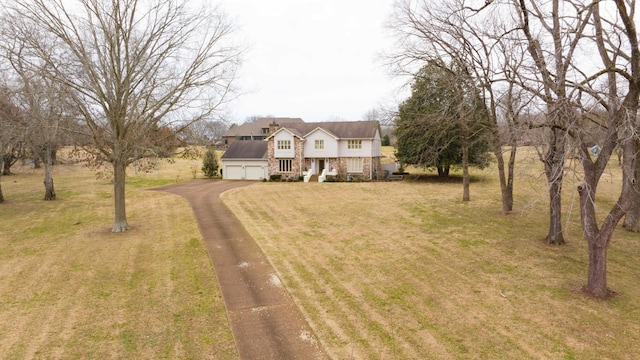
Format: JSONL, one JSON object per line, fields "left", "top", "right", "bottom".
{"left": 155, "top": 180, "right": 327, "bottom": 360}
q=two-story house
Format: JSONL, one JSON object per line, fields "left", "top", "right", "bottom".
{"left": 220, "top": 120, "right": 382, "bottom": 181}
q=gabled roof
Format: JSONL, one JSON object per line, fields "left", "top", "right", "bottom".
{"left": 220, "top": 140, "right": 267, "bottom": 159}
{"left": 267, "top": 126, "right": 304, "bottom": 140}
{"left": 223, "top": 117, "right": 304, "bottom": 137}
{"left": 305, "top": 127, "right": 339, "bottom": 139}
{"left": 283, "top": 121, "right": 380, "bottom": 139}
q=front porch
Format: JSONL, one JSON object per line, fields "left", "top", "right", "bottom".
{"left": 303, "top": 158, "right": 338, "bottom": 182}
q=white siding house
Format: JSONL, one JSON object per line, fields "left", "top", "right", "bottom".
{"left": 220, "top": 120, "right": 383, "bottom": 181}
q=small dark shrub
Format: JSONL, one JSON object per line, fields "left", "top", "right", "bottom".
{"left": 270, "top": 174, "right": 282, "bottom": 181}
{"left": 201, "top": 148, "right": 218, "bottom": 178}
{"left": 382, "top": 134, "right": 391, "bottom": 146}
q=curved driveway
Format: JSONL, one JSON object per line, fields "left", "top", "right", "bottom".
{"left": 155, "top": 180, "right": 327, "bottom": 360}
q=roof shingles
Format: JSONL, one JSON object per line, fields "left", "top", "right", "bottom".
{"left": 220, "top": 140, "right": 268, "bottom": 159}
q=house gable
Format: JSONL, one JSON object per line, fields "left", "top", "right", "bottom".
{"left": 270, "top": 128, "right": 300, "bottom": 159}
{"left": 304, "top": 128, "right": 339, "bottom": 158}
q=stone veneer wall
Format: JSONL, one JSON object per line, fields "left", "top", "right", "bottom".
{"left": 269, "top": 147, "right": 382, "bottom": 182}
{"left": 267, "top": 136, "right": 304, "bottom": 180}
{"left": 335, "top": 157, "right": 383, "bottom": 181}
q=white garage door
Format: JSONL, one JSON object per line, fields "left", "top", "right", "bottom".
{"left": 225, "top": 165, "right": 242, "bottom": 180}
{"left": 245, "top": 166, "right": 264, "bottom": 180}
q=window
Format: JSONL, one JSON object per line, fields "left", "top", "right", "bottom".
{"left": 347, "top": 158, "right": 363, "bottom": 172}
{"left": 315, "top": 139, "right": 324, "bottom": 150}
{"left": 277, "top": 140, "right": 291, "bottom": 150}
{"left": 279, "top": 159, "right": 293, "bottom": 172}
{"left": 262, "top": 127, "right": 270, "bottom": 134}
{"left": 348, "top": 140, "right": 362, "bottom": 149}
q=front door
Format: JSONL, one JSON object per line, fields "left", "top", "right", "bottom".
{"left": 318, "top": 159, "right": 325, "bottom": 174}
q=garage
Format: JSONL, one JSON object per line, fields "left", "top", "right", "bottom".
{"left": 224, "top": 165, "right": 243, "bottom": 180}
{"left": 245, "top": 166, "right": 265, "bottom": 180}
{"left": 220, "top": 141, "right": 269, "bottom": 180}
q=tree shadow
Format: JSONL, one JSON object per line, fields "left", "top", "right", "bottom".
{"left": 404, "top": 173, "right": 484, "bottom": 184}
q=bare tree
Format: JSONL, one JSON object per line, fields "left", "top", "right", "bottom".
{"left": 573, "top": 0, "right": 640, "bottom": 297}
{"left": 387, "top": 0, "right": 522, "bottom": 212}
{"left": 0, "top": 39, "right": 76, "bottom": 200}
{"left": 3, "top": 0, "right": 241, "bottom": 231}
{"left": 363, "top": 108, "right": 380, "bottom": 121}
{"left": 389, "top": 0, "right": 640, "bottom": 297}
{"left": 512, "top": 0, "right": 599, "bottom": 245}
{"left": 0, "top": 88, "right": 25, "bottom": 203}
{"left": 182, "top": 118, "right": 229, "bottom": 146}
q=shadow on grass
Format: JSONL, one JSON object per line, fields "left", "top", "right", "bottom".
{"left": 403, "top": 173, "right": 485, "bottom": 184}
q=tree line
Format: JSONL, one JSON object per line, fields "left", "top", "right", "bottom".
{"left": 387, "top": 0, "right": 640, "bottom": 299}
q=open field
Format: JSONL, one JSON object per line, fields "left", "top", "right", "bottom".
{"left": 0, "top": 158, "right": 236, "bottom": 359}
{"left": 223, "top": 149, "right": 640, "bottom": 359}
{"left": 1, "top": 147, "right": 640, "bottom": 359}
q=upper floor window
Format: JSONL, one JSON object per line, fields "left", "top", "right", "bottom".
{"left": 262, "top": 127, "right": 270, "bottom": 134}
{"left": 315, "top": 139, "right": 324, "bottom": 150}
{"left": 348, "top": 140, "right": 362, "bottom": 149}
{"left": 277, "top": 140, "right": 291, "bottom": 150}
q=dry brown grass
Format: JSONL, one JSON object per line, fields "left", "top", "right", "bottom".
{"left": 0, "top": 159, "right": 236, "bottom": 359}
{"left": 2, "top": 147, "right": 639, "bottom": 359}
{"left": 224, "top": 148, "right": 640, "bottom": 359}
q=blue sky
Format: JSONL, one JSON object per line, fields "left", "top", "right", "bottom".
{"left": 219, "top": 0, "right": 404, "bottom": 124}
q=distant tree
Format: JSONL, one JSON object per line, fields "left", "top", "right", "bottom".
{"left": 201, "top": 148, "right": 219, "bottom": 178}
{"left": 395, "top": 62, "right": 491, "bottom": 194}
{"left": 382, "top": 134, "right": 391, "bottom": 146}
{"left": 0, "top": 88, "right": 27, "bottom": 179}
{"left": 244, "top": 115, "right": 273, "bottom": 124}
{"left": 363, "top": 108, "right": 380, "bottom": 121}
{"left": 2, "top": 140, "right": 26, "bottom": 175}
{"left": 1, "top": 41, "right": 77, "bottom": 200}
{"left": 182, "top": 119, "right": 229, "bottom": 145}
{"left": 0, "top": 91, "right": 23, "bottom": 202}
{"left": 3, "top": 0, "right": 241, "bottom": 232}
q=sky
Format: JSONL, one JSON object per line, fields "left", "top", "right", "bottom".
{"left": 219, "top": 0, "right": 404, "bottom": 124}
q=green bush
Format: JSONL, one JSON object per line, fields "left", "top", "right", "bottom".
{"left": 201, "top": 148, "right": 219, "bottom": 178}
{"left": 382, "top": 134, "right": 391, "bottom": 146}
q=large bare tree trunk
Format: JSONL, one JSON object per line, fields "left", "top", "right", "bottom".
{"left": 505, "top": 146, "right": 516, "bottom": 210}
{"left": 0, "top": 158, "right": 4, "bottom": 203}
{"left": 623, "top": 141, "right": 640, "bottom": 232}
{"left": 544, "top": 128, "right": 566, "bottom": 245}
{"left": 112, "top": 160, "right": 129, "bottom": 233}
{"left": 462, "top": 134, "right": 470, "bottom": 201}
{"left": 585, "top": 239, "right": 609, "bottom": 297}
{"left": 578, "top": 154, "right": 629, "bottom": 298}
{"left": 493, "top": 142, "right": 517, "bottom": 213}
{"left": 546, "top": 180, "right": 564, "bottom": 244}
{"left": 2, "top": 154, "right": 12, "bottom": 175}
{"left": 43, "top": 145, "right": 55, "bottom": 200}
